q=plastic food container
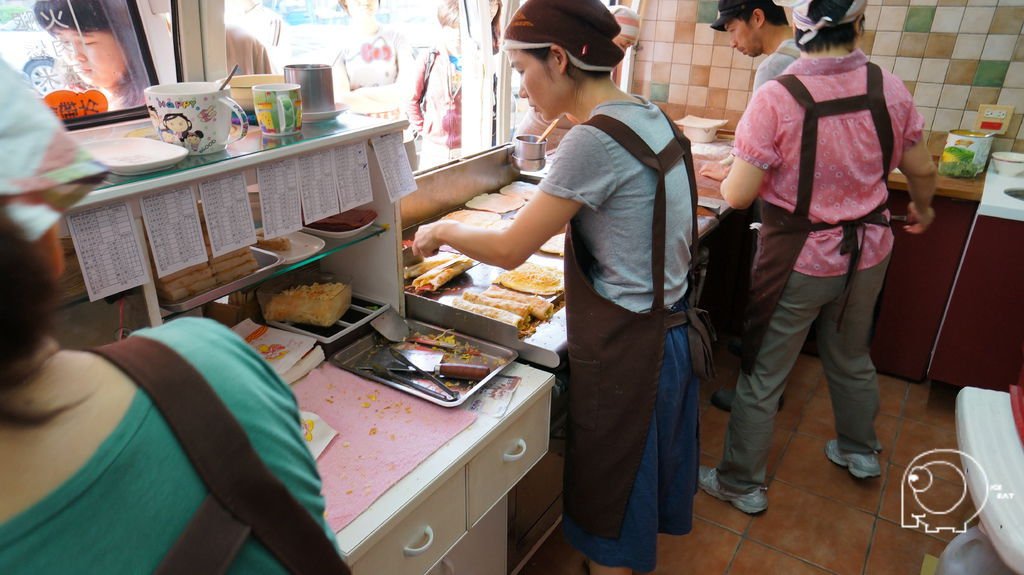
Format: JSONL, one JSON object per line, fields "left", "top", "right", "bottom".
{"left": 675, "top": 115, "right": 729, "bottom": 143}
{"left": 257, "top": 269, "right": 352, "bottom": 328}
{"left": 991, "top": 151, "right": 1024, "bottom": 177}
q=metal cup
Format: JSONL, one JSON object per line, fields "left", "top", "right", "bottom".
{"left": 284, "top": 64, "right": 334, "bottom": 114}
{"left": 514, "top": 134, "right": 547, "bottom": 161}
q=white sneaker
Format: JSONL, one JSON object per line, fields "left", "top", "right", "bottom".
{"left": 698, "top": 465, "right": 768, "bottom": 514}
{"left": 825, "top": 439, "right": 881, "bottom": 479}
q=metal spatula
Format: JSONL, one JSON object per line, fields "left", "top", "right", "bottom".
{"left": 370, "top": 307, "right": 410, "bottom": 342}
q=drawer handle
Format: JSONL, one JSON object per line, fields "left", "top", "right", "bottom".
{"left": 503, "top": 438, "right": 528, "bottom": 462}
{"left": 403, "top": 525, "right": 435, "bottom": 557}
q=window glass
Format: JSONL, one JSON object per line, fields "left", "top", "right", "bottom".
{"left": 227, "top": 0, "right": 498, "bottom": 172}
{"left": 0, "top": 0, "right": 160, "bottom": 126}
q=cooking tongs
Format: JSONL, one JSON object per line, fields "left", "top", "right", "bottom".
{"left": 388, "top": 347, "right": 460, "bottom": 401}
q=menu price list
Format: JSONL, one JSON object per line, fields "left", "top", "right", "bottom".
{"left": 140, "top": 187, "right": 207, "bottom": 278}
{"left": 67, "top": 202, "right": 151, "bottom": 302}
{"left": 372, "top": 132, "right": 417, "bottom": 202}
{"left": 258, "top": 159, "right": 304, "bottom": 240}
{"left": 299, "top": 150, "right": 341, "bottom": 224}
{"left": 200, "top": 174, "right": 257, "bottom": 258}
{"left": 335, "top": 142, "right": 374, "bottom": 210}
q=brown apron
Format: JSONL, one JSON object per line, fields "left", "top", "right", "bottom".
{"left": 92, "top": 336, "right": 351, "bottom": 575}
{"left": 562, "top": 111, "right": 715, "bottom": 538}
{"left": 740, "top": 62, "right": 895, "bottom": 374}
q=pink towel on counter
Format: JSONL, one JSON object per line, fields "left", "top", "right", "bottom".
{"left": 293, "top": 364, "right": 477, "bottom": 531}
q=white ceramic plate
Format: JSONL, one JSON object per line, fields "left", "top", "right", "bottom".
{"left": 303, "top": 220, "right": 375, "bottom": 239}
{"left": 303, "top": 105, "right": 348, "bottom": 123}
{"left": 85, "top": 137, "right": 188, "bottom": 176}
{"left": 260, "top": 231, "right": 326, "bottom": 264}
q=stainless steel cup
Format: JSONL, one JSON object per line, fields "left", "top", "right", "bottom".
{"left": 512, "top": 154, "right": 545, "bottom": 172}
{"left": 283, "top": 64, "right": 334, "bottom": 114}
{"left": 514, "top": 134, "right": 547, "bottom": 160}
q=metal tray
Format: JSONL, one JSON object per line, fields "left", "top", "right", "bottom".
{"left": 159, "top": 247, "right": 283, "bottom": 313}
{"left": 329, "top": 319, "right": 518, "bottom": 408}
{"left": 403, "top": 255, "right": 566, "bottom": 368}
{"left": 267, "top": 295, "right": 389, "bottom": 344}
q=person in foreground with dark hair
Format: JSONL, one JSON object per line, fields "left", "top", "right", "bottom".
{"left": 414, "top": 1, "right": 713, "bottom": 571}
{"left": 698, "top": 0, "right": 936, "bottom": 514}
{"left": 0, "top": 62, "right": 349, "bottom": 574}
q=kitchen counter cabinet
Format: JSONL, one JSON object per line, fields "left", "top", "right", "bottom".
{"left": 870, "top": 190, "right": 978, "bottom": 381}
{"left": 339, "top": 362, "right": 555, "bottom": 575}
{"left": 929, "top": 215, "right": 1024, "bottom": 391}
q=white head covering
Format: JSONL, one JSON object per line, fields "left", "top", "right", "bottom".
{"left": 609, "top": 5, "right": 640, "bottom": 45}
{"left": 773, "top": 0, "right": 866, "bottom": 46}
{"left": 0, "top": 63, "right": 106, "bottom": 240}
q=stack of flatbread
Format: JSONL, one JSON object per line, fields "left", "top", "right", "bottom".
{"left": 442, "top": 209, "right": 501, "bottom": 227}
{"left": 465, "top": 193, "right": 526, "bottom": 214}
{"left": 539, "top": 233, "right": 565, "bottom": 256}
{"left": 499, "top": 181, "right": 539, "bottom": 201}
{"left": 495, "top": 262, "right": 563, "bottom": 296}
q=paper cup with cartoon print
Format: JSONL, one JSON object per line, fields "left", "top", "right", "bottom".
{"left": 144, "top": 82, "right": 249, "bottom": 155}
{"left": 252, "top": 83, "right": 303, "bottom": 136}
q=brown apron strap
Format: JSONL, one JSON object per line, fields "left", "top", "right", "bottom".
{"left": 92, "top": 337, "right": 350, "bottom": 575}
{"left": 866, "top": 63, "right": 895, "bottom": 177}
{"left": 774, "top": 75, "right": 818, "bottom": 217}
{"left": 583, "top": 114, "right": 678, "bottom": 310}
{"left": 582, "top": 111, "right": 716, "bottom": 381}
{"left": 159, "top": 497, "right": 251, "bottom": 575}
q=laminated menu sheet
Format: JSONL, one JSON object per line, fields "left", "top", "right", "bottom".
{"left": 257, "top": 159, "right": 304, "bottom": 239}
{"left": 372, "top": 132, "right": 417, "bottom": 202}
{"left": 140, "top": 186, "right": 207, "bottom": 278}
{"left": 298, "top": 150, "right": 341, "bottom": 224}
{"left": 67, "top": 202, "right": 151, "bottom": 301}
{"left": 199, "top": 174, "right": 257, "bottom": 258}
{"left": 334, "top": 142, "right": 374, "bottom": 210}
{"left": 292, "top": 364, "right": 477, "bottom": 531}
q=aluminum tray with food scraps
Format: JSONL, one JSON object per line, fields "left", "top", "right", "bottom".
{"left": 329, "top": 319, "right": 518, "bottom": 407}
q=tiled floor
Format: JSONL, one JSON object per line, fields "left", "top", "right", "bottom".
{"left": 518, "top": 345, "right": 964, "bottom": 575}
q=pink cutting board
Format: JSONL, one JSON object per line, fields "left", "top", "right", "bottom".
{"left": 293, "top": 364, "right": 477, "bottom": 531}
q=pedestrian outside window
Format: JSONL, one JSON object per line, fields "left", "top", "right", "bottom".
{"left": 0, "top": 0, "right": 160, "bottom": 127}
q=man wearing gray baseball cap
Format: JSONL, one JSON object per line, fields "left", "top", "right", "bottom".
{"left": 704, "top": 0, "right": 800, "bottom": 414}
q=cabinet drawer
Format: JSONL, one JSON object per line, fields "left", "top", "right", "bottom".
{"left": 467, "top": 393, "right": 550, "bottom": 525}
{"left": 352, "top": 469, "right": 467, "bottom": 575}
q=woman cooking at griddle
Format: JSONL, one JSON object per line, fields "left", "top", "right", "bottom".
{"left": 412, "top": 1, "right": 710, "bottom": 572}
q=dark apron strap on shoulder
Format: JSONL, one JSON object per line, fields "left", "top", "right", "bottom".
{"left": 583, "top": 114, "right": 678, "bottom": 310}
{"left": 92, "top": 336, "right": 350, "bottom": 575}
{"left": 583, "top": 111, "right": 716, "bottom": 381}
{"left": 865, "top": 63, "right": 895, "bottom": 176}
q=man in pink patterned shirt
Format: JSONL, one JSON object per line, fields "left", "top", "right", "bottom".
{"left": 698, "top": 0, "right": 937, "bottom": 514}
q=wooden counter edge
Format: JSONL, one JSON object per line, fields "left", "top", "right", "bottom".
{"left": 887, "top": 170, "right": 983, "bottom": 202}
